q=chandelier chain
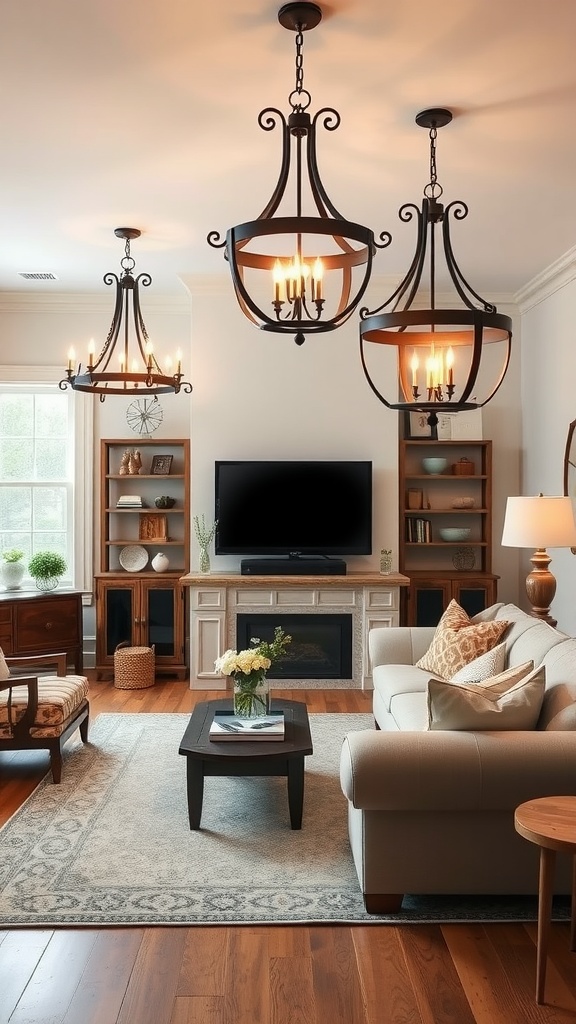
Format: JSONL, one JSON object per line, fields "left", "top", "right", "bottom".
{"left": 288, "top": 24, "right": 312, "bottom": 112}
{"left": 120, "top": 237, "right": 136, "bottom": 275}
{"left": 424, "top": 125, "right": 443, "bottom": 200}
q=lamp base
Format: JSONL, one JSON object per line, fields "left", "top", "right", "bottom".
{"left": 525, "top": 549, "right": 557, "bottom": 628}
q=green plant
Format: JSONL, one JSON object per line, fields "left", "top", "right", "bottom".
{"left": 28, "top": 551, "right": 67, "bottom": 580}
{"left": 2, "top": 548, "right": 24, "bottom": 563}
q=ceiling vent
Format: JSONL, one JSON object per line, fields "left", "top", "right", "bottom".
{"left": 18, "top": 272, "right": 59, "bottom": 280}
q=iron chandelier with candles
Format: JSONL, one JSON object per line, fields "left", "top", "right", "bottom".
{"left": 60, "top": 228, "right": 192, "bottom": 400}
{"left": 208, "top": 2, "right": 390, "bottom": 346}
{"left": 359, "top": 108, "right": 513, "bottom": 429}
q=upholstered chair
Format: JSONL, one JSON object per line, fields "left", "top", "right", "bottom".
{"left": 0, "top": 650, "right": 89, "bottom": 783}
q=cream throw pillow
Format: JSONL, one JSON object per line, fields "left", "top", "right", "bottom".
{"left": 427, "top": 662, "right": 545, "bottom": 730}
{"left": 415, "top": 600, "right": 509, "bottom": 678}
{"left": 450, "top": 641, "right": 507, "bottom": 683}
{"left": 0, "top": 646, "right": 9, "bottom": 681}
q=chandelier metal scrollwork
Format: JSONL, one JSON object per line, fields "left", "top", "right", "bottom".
{"left": 359, "top": 108, "right": 512, "bottom": 428}
{"left": 208, "top": 2, "right": 391, "bottom": 345}
{"left": 60, "top": 228, "right": 192, "bottom": 400}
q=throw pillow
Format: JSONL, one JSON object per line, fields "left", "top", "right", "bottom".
{"left": 450, "top": 641, "right": 507, "bottom": 683}
{"left": 415, "top": 599, "right": 509, "bottom": 679}
{"left": 427, "top": 663, "right": 546, "bottom": 731}
{"left": 0, "top": 646, "right": 9, "bottom": 681}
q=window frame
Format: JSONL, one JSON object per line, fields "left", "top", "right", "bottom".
{"left": 0, "top": 366, "right": 93, "bottom": 601}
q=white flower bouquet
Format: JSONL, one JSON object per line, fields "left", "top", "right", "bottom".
{"left": 215, "top": 626, "right": 292, "bottom": 717}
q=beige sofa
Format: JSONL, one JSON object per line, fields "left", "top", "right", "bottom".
{"left": 340, "top": 603, "right": 576, "bottom": 913}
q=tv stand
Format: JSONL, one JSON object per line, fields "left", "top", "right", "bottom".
{"left": 240, "top": 556, "right": 347, "bottom": 576}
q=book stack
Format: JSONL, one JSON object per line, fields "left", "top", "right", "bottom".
{"left": 406, "top": 517, "right": 432, "bottom": 543}
{"left": 116, "top": 495, "right": 144, "bottom": 508}
{"left": 209, "top": 711, "right": 285, "bottom": 741}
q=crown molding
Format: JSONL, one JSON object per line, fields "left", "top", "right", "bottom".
{"left": 0, "top": 292, "right": 191, "bottom": 314}
{"left": 515, "top": 245, "right": 576, "bottom": 313}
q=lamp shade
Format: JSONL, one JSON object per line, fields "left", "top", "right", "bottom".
{"left": 501, "top": 495, "right": 576, "bottom": 549}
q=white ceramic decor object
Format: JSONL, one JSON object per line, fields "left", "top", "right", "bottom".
{"left": 151, "top": 552, "right": 170, "bottom": 573}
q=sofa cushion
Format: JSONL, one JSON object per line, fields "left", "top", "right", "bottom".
{"left": 451, "top": 642, "right": 507, "bottom": 683}
{"left": 415, "top": 600, "right": 509, "bottom": 678}
{"left": 537, "top": 638, "right": 576, "bottom": 730}
{"left": 372, "top": 663, "right": 439, "bottom": 712}
{"left": 427, "top": 663, "right": 545, "bottom": 731}
{"left": 389, "top": 691, "right": 429, "bottom": 731}
{"left": 0, "top": 647, "right": 9, "bottom": 681}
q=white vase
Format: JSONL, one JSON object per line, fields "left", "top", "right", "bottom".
{"left": 151, "top": 552, "right": 170, "bottom": 573}
{"left": 0, "top": 562, "right": 25, "bottom": 590}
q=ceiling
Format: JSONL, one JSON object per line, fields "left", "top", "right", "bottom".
{"left": 2, "top": 0, "right": 576, "bottom": 299}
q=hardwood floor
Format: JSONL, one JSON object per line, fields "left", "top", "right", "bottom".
{"left": 1, "top": 677, "right": 575, "bottom": 1023}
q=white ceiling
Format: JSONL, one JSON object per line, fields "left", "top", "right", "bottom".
{"left": 2, "top": 0, "right": 576, "bottom": 299}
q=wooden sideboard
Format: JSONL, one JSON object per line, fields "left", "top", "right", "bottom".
{"left": 180, "top": 572, "right": 410, "bottom": 690}
{"left": 0, "top": 590, "right": 83, "bottom": 673}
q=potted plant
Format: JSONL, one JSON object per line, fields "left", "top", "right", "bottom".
{"left": 28, "top": 551, "right": 67, "bottom": 591}
{"left": 0, "top": 548, "right": 26, "bottom": 590}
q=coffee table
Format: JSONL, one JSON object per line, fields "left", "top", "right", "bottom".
{"left": 178, "top": 698, "right": 313, "bottom": 830}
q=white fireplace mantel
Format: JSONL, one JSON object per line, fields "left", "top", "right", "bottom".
{"left": 179, "top": 572, "right": 410, "bottom": 690}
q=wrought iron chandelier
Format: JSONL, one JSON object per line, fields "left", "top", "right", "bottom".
{"left": 208, "top": 2, "right": 390, "bottom": 346}
{"left": 60, "top": 228, "right": 192, "bottom": 400}
{"left": 359, "top": 108, "right": 512, "bottom": 429}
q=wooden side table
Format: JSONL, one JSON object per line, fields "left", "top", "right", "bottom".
{"left": 514, "top": 796, "right": 576, "bottom": 1004}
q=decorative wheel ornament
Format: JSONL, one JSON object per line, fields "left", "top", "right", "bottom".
{"left": 126, "top": 397, "right": 163, "bottom": 436}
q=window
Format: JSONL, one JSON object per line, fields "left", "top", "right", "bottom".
{"left": 0, "top": 369, "right": 93, "bottom": 593}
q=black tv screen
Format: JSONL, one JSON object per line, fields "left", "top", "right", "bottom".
{"left": 214, "top": 460, "right": 372, "bottom": 556}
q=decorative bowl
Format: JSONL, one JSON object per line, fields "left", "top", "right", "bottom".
{"left": 451, "top": 497, "right": 475, "bottom": 509}
{"left": 439, "top": 527, "right": 472, "bottom": 542}
{"left": 422, "top": 457, "right": 448, "bottom": 475}
{"left": 155, "top": 496, "right": 176, "bottom": 509}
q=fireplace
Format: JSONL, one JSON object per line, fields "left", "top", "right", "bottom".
{"left": 236, "top": 613, "right": 353, "bottom": 680}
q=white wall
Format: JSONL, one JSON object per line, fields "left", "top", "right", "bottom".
{"left": 518, "top": 260, "right": 576, "bottom": 633}
{"left": 0, "top": 279, "right": 523, "bottom": 611}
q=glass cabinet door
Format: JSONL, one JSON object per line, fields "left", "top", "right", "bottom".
{"left": 144, "top": 584, "right": 175, "bottom": 657}
{"left": 104, "top": 586, "right": 134, "bottom": 655}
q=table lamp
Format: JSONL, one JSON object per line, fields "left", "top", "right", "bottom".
{"left": 501, "top": 494, "right": 576, "bottom": 627}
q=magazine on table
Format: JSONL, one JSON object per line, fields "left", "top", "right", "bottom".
{"left": 209, "top": 711, "right": 285, "bottom": 741}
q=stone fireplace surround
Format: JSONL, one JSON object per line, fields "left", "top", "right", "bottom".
{"left": 180, "top": 572, "right": 409, "bottom": 690}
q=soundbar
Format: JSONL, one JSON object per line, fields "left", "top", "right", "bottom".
{"left": 240, "top": 557, "right": 347, "bottom": 576}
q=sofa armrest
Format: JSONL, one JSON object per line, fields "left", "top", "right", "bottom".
{"left": 368, "top": 627, "right": 436, "bottom": 669}
{"left": 340, "top": 729, "right": 576, "bottom": 812}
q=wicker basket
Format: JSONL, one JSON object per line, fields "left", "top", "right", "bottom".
{"left": 114, "top": 643, "right": 156, "bottom": 689}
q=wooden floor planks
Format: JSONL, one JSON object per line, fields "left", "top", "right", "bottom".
{"left": 1, "top": 676, "right": 575, "bottom": 1023}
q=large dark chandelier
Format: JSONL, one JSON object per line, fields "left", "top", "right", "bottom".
{"left": 208, "top": 2, "right": 390, "bottom": 346}
{"left": 359, "top": 108, "right": 512, "bottom": 428}
{"left": 60, "top": 228, "right": 192, "bottom": 399}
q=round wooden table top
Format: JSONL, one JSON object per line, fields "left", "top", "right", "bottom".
{"left": 515, "top": 796, "right": 576, "bottom": 853}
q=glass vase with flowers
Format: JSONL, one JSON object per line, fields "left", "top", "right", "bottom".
{"left": 214, "top": 626, "right": 292, "bottom": 718}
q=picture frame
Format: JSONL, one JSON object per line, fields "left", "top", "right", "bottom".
{"left": 405, "top": 411, "right": 434, "bottom": 439}
{"left": 151, "top": 454, "right": 173, "bottom": 476}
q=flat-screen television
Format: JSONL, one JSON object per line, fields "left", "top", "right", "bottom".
{"left": 214, "top": 460, "right": 372, "bottom": 556}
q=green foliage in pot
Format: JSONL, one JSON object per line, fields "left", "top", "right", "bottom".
{"left": 28, "top": 551, "right": 67, "bottom": 580}
{"left": 2, "top": 548, "right": 24, "bottom": 563}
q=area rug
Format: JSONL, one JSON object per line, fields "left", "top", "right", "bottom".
{"left": 0, "top": 713, "right": 569, "bottom": 927}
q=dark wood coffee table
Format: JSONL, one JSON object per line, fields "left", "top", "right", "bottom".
{"left": 178, "top": 698, "right": 313, "bottom": 830}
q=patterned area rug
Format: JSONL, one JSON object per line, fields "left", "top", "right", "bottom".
{"left": 0, "top": 713, "right": 570, "bottom": 927}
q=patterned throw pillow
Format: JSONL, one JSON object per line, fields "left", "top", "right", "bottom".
{"left": 450, "top": 641, "right": 507, "bottom": 683}
{"left": 415, "top": 600, "right": 509, "bottom": 679}
{"left": 427, "top": 663, "right": 546, "bottom": 730}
